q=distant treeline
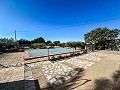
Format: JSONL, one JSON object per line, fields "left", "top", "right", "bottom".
{"left": 0, "top": 37, "right": 85, "bottom": 52}
{"left": 18, "top": 37, "right": 85, "bottom": 49}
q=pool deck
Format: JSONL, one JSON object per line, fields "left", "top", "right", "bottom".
{"left": 24, "top": 49, "right": 81, "bottom": 60}
{"left": 0, "top": 50, "right": 120, "bottom": 90}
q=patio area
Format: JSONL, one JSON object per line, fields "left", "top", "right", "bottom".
{"left": 0, "top": 51, "right": 120, "bottom": 90}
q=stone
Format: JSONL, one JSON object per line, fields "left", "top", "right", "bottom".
{"left": 49, "top": 78, "right": 56, "bottom": 85}
{"left": 25, "top": 71, "right": 32, "bottom": 77}
{"left": 70, "top": 70, "right": 78, "bottom": 77}
{"left": 54, "top": 79, "right": 63, "bottom": 86}
{"left": 47, "top": 76, "right": 52, "bottom": 80}
{"left": 55, "top": 75, "right": 61, "bottom": 79}
{"left": 30, "top": 64, "right": 34, "bottom": 67}
{"left": 64, "top": 76, "right": 69, "bottom": 81}
{"left": 58, "top": 72, "right": 61, "bottom": 75}
{"left": 44, "top": 71, "right": 48, "bottom": 73}
{"left": 59, "top": 69, "right": 62, "bottom": 72}
{"left": 65, "top": 72, "right": 69, "bottom": 75}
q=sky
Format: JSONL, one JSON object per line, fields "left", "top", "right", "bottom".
{"left": 0, "top": 0, "right": 120, "bottom": 42}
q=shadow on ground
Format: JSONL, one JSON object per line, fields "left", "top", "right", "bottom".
{"left": 0, "top": 68, "right": 91, "bottom": 90}
{"left": 47, "top": 68, "right": 91, "bottom": 90}
{"left": 93, "top": 70, "right": 120, "bottom": 90}
{"left": 0, "top": 79, "right": 40, "bottom": 90}
{"left": 32, "top": 67, "right": 90, "bottom": 90}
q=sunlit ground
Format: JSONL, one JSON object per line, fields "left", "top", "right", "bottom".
{"left": 0, "top": 50, "right": 120, "bottom": 90}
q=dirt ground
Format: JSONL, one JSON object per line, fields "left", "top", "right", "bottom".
{"left": 73, "top": 52, "right": 120, "bottom": 90}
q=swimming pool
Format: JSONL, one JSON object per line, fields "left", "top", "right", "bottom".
{"left": 27, "top": 48, "right": 73, "bottom": 57}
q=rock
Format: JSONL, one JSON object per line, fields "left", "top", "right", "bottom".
{"left": 59, "top": 69, "right": 62, "bottom": 72}
{"left": 70, "top": 70, "right": 78, "bottom": 76}
{"left": 64, "top": 76, "right": 69, "bottom": 81}
{"left": 49, "top": 78, "right": 56, "bottom": 85}
{"left": 54, "top": 79, "right": 63, "bottom": 86}
{"left": 56, "top": 75, "right": 61, "bottom": 79}
{"left": 47, "top": 75, "right": 52, "bottom": 80}
{"left": 44, "top": 71, "right": 48, "bottom": 73}
{"left": 67, "top": 76, "right": 71, "bottom": 80}
{"left": 64, "top": 69, "right": 67, "bottom": 72}
{"left": 25, "top": 71, "right": 32, "bottom": 77}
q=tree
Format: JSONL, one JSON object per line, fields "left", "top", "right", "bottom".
{"left": 18, "top": 39, "right": 31, "bottom": 46}
{"left": 66, "top": 41, "right": 85, "bottom": 49}
{"left": 31, "top": 37, "right": 45, "bottom": 43}
{"left": 66, "top": 42, "right": 73, "bottom": 47}
{"left": 46, "top": 40, "right": 52, "bottom": 45}
{"left": 48, "top": 43, "right": 55, "bottom": 48}
{"left": 31, "top": 43, "right": 46, "bottom": 49}
{"left": 53, "top": 41, "right": 60, "bottom": 46}
{"left": 84, "top": 27, "right": 120, "bottom": 50}
{"left": 0, "top": 38, "right": 17, "bottom": 52}
{"left": 57, "top": 43, "right": 66, "bottom": 47}
{"left": 75, "top": 41, "right": 85, "bottom": 49}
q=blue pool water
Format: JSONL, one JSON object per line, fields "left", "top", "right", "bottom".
{"left": 27, "top": 48, "right": 73, "bottom": 57}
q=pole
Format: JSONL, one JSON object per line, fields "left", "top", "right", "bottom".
{"left": 15, "top": 30, "right": 16, "bottom": 41}
{"left": 73, "top": 47, "right": 74, "bottom": 54}
{"left": 48, "top": 48, "right": 49, "bottom": 60}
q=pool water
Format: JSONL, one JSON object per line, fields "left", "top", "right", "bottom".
{"left": 27, "top": 48, "right": 73, "bottom": 57}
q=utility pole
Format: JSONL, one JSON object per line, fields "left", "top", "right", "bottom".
{"left": 15, "top": 30, "right": 16, "bottom": 41}
{"left": 48, "top": 48, "right": 49, "bottom": 60}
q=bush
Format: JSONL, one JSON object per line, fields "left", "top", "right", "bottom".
{"left": 31, "top": 43, "right": 46, "bottom": 49}
{"left": 0, "top": 38, "right": 18, "bottom": 52}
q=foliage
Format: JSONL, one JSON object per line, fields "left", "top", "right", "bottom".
{"left": 46, "top": 40, "right": 52, "bottom": 45}
{"left": 66, "top": 41, "right": 85, "bottom": 49}
{"left": 0, "top": 38, "right": 17, "bottom": 52}
{"left": 53, "top": 41, "right": 60, "bottom": 46}
{"left": 48, "top": 43, "right": 55, "bottom": 48}
{"left": 31, "top": 43, "right": 46, "bottom": 49}
{"left": 31, "top": 37, "right": 45, "bottom": 43}
{"left": 0, "top": 36, "right": 85, "bottom": 52}
{"left": 84, "top": 27, "right": 120, "bottom": 50}
{"left": 17, "top": 39, "right": 31, "bottom": 46}
{"left": 57, "top": 43, "right": 66, "bottom": 47}
{"left": 66, "top": 42, "right": 74, "bottom": 47}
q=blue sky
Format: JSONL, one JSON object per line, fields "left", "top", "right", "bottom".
{"left": 0, "top": 0, "right": 120, "bottom": 42}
